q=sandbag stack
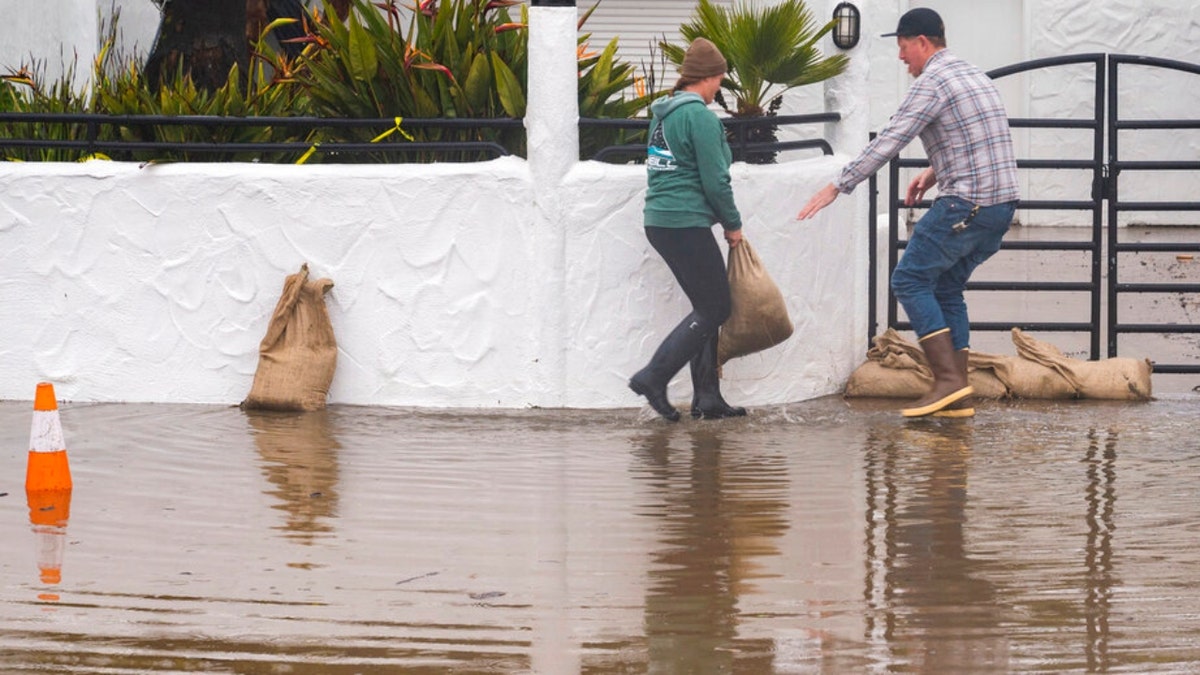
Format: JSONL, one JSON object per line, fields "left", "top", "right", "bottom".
{"left": 846, "top": 328, "right": 1152, "bottom": 401}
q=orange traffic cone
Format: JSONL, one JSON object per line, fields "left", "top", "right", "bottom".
{"left": 26, "top": 382, "right": 71, "bottom": 492}
{"left": 26, "top": 382, "right": 73, "bottom": 598}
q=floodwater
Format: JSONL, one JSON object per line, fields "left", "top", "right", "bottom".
{"left": 2, "top": 395, "right": 1200, "bottom": 674}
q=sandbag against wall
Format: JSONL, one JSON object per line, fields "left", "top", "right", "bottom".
{"left": 844, "top": 328, "right": 930, "bottom": 398}
{"left": 717, "top": 238, "right": 794, "bottom": 366}
{"left": 242, "top": 264, "right": 338, "bottom": 412}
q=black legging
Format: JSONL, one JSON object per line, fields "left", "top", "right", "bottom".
{"left": 645, "top": 225, "right": 731, "bottom": 336}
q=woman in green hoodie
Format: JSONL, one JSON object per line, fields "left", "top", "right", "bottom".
{"left": 628, "top": 38, "right": 746, "bottom": 422}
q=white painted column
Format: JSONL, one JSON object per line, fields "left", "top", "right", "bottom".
{"left": 824, "top": 0, "right": 872, "bottom": 158}
{"left": 526, "top": 3, "right": 580, "bottom": 673}
{"left": 527, "top": 1, "right": 581, "bottom": 188}
{"left": 525, "top": 0, "right": 581, "bottom": 407}
{"left": 823, "top": 1, "right": 875, "bottom": 350}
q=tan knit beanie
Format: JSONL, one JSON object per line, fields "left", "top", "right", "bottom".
{"left": 679, "top": 37, "right": 727, "bottom": 79}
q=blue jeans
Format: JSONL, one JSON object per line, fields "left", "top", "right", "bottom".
{"left": 891, "top": 196, "right": 1016, "bottom": 350}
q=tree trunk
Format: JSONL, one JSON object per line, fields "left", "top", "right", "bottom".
{"left": 145, "top": 0, "right": 249, "bottom": 92}
{"left": 328, "top": 0, "right": 351, "bottom": 21}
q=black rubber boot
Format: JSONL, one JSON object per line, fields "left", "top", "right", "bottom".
{"left": 629, "top": 313, "right": 712, "bottom": 422}
{"left": 689, "top": 332, "right": 747, "bottom": 420}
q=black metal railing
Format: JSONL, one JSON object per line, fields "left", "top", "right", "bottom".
{"left": 1107, "top": 54, "right": 1200, "bottom": 373}
{"left": 0, "top": 113, "right": 524, "bottom": 162}
{"left": 582, "top": 112, "right": 840, "bottom": 163}
{"left": 0, "top": 111, "right": 842, "bottom": 165}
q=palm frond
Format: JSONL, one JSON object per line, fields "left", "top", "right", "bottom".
{"left": 664, "top": 0, "right": 847, "bottom": 117}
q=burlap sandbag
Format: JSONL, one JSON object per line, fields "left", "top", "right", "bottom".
{"left": 717, "top": 238, "right": 794, "bottom": 366}
{"left": 969, "top": 349, "right": 1076, "bottom": 399}
{"left": 963, "top": 353, "right": 1009, "bottom": 399}
{"left": 1011, "top": 328, "right": 1152, "bottom": 400}
{"left": 844, "top": 360, "right": 930, "bottom": 398}
{"left": 242, "top": 264, "right": 337, "bottom": 412}
{"left": 845, "top": 328, "right": 1007, "bottom": 398}
{"left": 845, "top": 327, "right": 1152, "bottom": 401}
{"left": 845, "top": 328, "right": 930, "bottom": 397}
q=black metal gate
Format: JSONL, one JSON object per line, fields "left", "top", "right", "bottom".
{"left": 868, "top": 53, "right": 1200, "bottom": 374}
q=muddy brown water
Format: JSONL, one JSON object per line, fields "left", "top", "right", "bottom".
{"left": 2, "top": 395, "right": 1200, "bottom": 673}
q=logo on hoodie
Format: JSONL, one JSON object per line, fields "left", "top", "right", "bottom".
{"left": 647, "top": 122, "right": 677, "bottom": 172}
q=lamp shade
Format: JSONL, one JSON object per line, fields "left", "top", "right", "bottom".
{"left": 833, "top": 2, "right": 861, "bottom": 50}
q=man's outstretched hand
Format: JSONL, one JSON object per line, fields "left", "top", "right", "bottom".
{"left": 797, "top": 183, "right": 840, "bottom": 220}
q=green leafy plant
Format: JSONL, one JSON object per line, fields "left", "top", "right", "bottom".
{"left": 576, "top": 3, "right": 665, "bottom": 161}
{"left": 661, "top": 0, "right": 848, "bottom": 163}
{"left": 3, "top": 0, "right": 660, "bottom": 163}
{"left": 0, "top": 59, "right": 102, "bottom": 162}
{"left": 299, "top": 0, "right": 661, "bottom": 161}
{"left": 2, "top": 17, "right": 315, "bottom": 163}
{"left": 92, "top": 20, "right": 316, "bottom": 163}
{"left": 296, "top": 0, "right": 529, "bottom": 160}
{"left": 0, "top": 77, "right": 19, "bottom": 113}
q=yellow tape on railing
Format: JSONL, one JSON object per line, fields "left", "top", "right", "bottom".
{"left": 295, "top": 142, "right": 320, "bottom": 165}
{"left": 295, "top": 117, "right": 412, "bottom": 164}
{"left": 371, "top": 117, "right": 414, "bottom": 143}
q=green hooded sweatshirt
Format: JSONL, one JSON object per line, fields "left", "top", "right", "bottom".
{"left": 643, "top": 92, "right": 742, "bottom": 231}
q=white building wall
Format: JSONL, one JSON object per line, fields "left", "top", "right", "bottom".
{"left": 0, "top": 0, "right": 96, "bottom": 90}
{"left": 101, "top": 0, "right": 164, "bottom": 59}
{"left": 0, "top": 0, "right": 159, "bottom": 90}
{"left": 0, "top": 155, "right": 857, "bottom": 408}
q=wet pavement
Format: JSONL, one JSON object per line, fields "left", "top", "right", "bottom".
{"left": 2, "top": 395, "right": 1200, "bottom": 673}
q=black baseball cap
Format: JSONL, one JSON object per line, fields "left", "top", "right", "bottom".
{"left": 881, "top": 7, "right": 945, "bottom": 39}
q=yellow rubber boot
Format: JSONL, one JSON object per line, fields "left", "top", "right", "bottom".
{"left": 933, "top": 348, "right": 975, "bottom": 418}
{"left": 902, "top": 330, "right": 974, "bottom": 417}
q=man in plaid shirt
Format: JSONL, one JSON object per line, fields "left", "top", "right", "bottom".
{"left": 798, "top": 7, "right": 1020, "bottom": 419}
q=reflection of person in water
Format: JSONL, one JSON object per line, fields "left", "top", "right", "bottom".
{"left": 628, "top": 427, "right": 789, "bottom": 671}
{"left": 863, "top": 422, "right": 1010, "bottom": 670}
{"left": 246, "top": 409, "right": 341, "bottom": 545}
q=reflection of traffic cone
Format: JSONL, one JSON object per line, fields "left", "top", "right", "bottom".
{"left": 28, "top": 488, "right": 72, "bottom": 588}
{"left": 26, "top": 382, "right": 71, "bottom": 492}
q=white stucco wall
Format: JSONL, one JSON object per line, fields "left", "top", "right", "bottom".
{"left": 560, "top": 158, "right": 862, "bottom": 409}
{"left": 0, "top": 155, "right": 857, "bottom": 407}
{"left": 0, "top": 0, "right": 159, "bottom": 90}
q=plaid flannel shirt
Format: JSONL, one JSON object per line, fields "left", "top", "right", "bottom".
{"left": 835, "top": 50, "right": 1020, "bottom": 206}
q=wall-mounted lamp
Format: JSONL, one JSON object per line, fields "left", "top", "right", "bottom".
{"left": 832, "top": 2, "right": 861, "bottom": 50}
